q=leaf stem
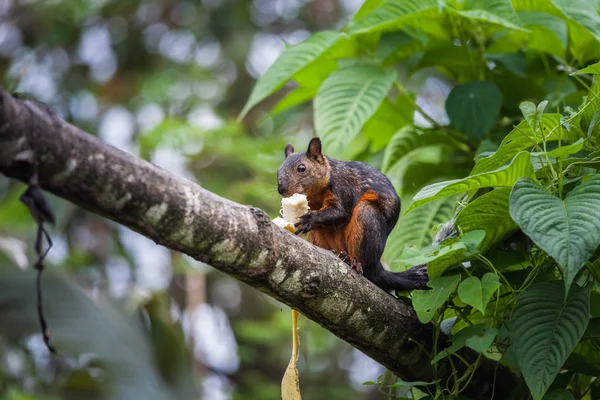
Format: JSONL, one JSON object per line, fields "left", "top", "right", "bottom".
{"left": 578, "top": 376, "right": 598, "bottom": 400}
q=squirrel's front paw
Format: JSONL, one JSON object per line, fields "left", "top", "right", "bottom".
{"left": 294, "top": 213, "right": 313, "bottom": 234}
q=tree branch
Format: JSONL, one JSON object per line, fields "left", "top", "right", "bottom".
{"left": 0, "top": 89, "right": 517, "bottom": 398}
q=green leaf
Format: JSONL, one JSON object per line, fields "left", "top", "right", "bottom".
{"left": 381, "top": 126, "right": 462, "bottom": 173}
{"left": 432, "top": 324, "right": 497, "bottom": 363}
{"left": 513, "top": 0, "right": 600, "bottom": 62}
{"left": 420, "top": 45, "right": 476, "bottom": 81}
{"left": 551, "top": 0, "right": 600, "bottom": 41}
{"left": 520, "top": 11, "right": 567, "bottom": 56}
{"left": 530, "top": 138, "right": 585, "bottom": 160}
{"left": 455, "top": 188, "right": 518, "bottom": 252}
{"left": 293, "top": 59, "right": 339, "bottom": 88}
{"left": 270, "top": 85, "right": 318, "bottom": 116}
{"left": 486, "top": 53, "right": 527, "bottom": 78}
{"left": 314, "top": 63, "right": 396, "bottom": 155}
{"left": 487, "top": 11, "right": 567, "bottom": 57}
{"left": 347, "top": 0, "right": 439, "bottom": 35}
{"left": 239, "top": 31, "right": 346, "bottom": 119}
{"left": 363, "top": 96, "right": 414, "bottom": 152}
{"left": 453, "top": 0, "right": 525, "bottom": 31}
{"left": 510, "top": 281, "right": 590, "bottom": 400}
{"left": 519, "top": 100, "right": 548, "bottom": 131}
{"left": 377, "top": 31, "right": 428, "bottom": 66}
{"left": 352, "top": 0, "right": 385, "bottom": 21}
{"left": 466, "top": 327, "right": 498, "bottom": 354}
{"left": 543, "top": 389, "right": 575, "bottom": 400}
{"left": 401, "top": 162, "right": 473, "bottom": 198}
{"left": 571, "top": 61, "right": 600, "bottom": 75}
{"left": 509, "top": 176, "right": 600, "bottom": 292}
{"left": 579, "top": 78, "right": 600, "bottom": 138}
{"left": 398, "top": 233, "right": 477, "bottom": 267}
{"left": 471, "top": 114, "right": 582, "bottom": 175}
{"left": 385, "top": 197, "right": 458, "bottom": 271}
{"left": 427, "top": 230, "right": 486, "bottom": 278}
{"left": 412, "top": 275, "right": 461, "bottom": 324}
{"left": 457, "top": 273, "right": 501, "bottom": 315}
{"left": 446, "top": 81, "right": 502, "bottom": 140}
{"left": 588, "top": 111, "right": 600, "bottom": 140}
{"left": 408, "top": 151, "right": 534, "bottom": 213}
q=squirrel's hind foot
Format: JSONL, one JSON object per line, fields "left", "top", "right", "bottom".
{"left": 334, "top": 251, "right": 363, "bottom": 275}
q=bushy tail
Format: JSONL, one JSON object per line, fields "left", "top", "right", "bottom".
{"left": 372, "top": 221, "right": 457, "bottom": 292}
{"left": 369, "top": 264, "right": 429, "bottom": 291}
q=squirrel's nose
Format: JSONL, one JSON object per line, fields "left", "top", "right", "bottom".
{"left": 278, "top": 183, "right": 286, "bottom": 195}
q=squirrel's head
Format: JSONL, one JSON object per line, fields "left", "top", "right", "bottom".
{"left": 277, "top": 137, "right": 330, "bottom": 198}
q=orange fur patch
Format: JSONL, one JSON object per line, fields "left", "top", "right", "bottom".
{"left": 344, "top": 203, "right": 364, "bottom": 261}
{"left": 360, "top": 190, "right": 378, "bottom": 202}
{"left": 308, "top": 189, "right": 336, "bottom": 211}
{"left": 309, "top": 228, "right": 346, "bottom": 253}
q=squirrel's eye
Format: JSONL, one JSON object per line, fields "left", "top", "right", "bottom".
{"left": 297, "top": 164, "right": 307, "bottom": 173}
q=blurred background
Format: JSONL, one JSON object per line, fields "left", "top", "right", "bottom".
{"left": 0, "top": 0, "right": 391, "bottom": 399}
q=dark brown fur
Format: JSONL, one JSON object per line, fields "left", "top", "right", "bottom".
{"left": 277, "top": 137, "right": 429, "bottom": 292}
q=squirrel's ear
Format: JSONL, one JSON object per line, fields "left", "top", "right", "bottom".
{"left": 284, "top": 144, "right": 295, "bottom": 158}
{"left": 307, "top": 137, "right": 323, "bottom": 161}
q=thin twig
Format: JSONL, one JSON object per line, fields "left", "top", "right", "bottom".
{"left": 20, "top": 171, "right": 57, "bottom": 354}
{"left": 393, "top": 81, "right": 476, "bottom": 151}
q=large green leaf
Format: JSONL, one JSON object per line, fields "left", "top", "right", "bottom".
{"left": 572, "top": 61, "right": 600, "bottom": 76}
{"left": 377, "top": 31, "right": 428, "bottom": 66}
{"left": 510, "top": 176, "right": 600, "bottom": 292}
{"left": 314, "top": 63, "right": 396, "bottom": 154}
{"left": 381, "top": 126, "right": 463, "bottom": 173}
{"left": 458, "top": 273, "right": 501, "bottom": 315}
{"left": 453, "top": 0, "right": 525, "bottom": 31}
{"left": 239, "top": 31, "right": 349, "bottom": 118}
{"left": 551, "top": 0, "right": 600, "bottom": 41}
{"left": 385, "top": 197, "right": 458, "bottom": 271}
{"left": 396, "top": 231, "right": 485, "bottom": 278}
{"left": 512, "top": 0, "right": 600, "bottom": 62}
{"left": 347, "top": 0, "right": 439, "bottom": 35}
{"left": 445, "top": 81, "right": 502, "bottom": 140}
{"left": 520, "top": 11, "right": 567, "bottom": 55}
{"left": 398, "top": 230, "right": 485, "bottom": 267}
{"left": 412, "top": 275, "right": 461, "bottom": 324}
{"left": 487, "top": 11, "right": 567, "bottom": 56}
{"left": 363, "top": 95, "right": 414, "bottom": 152}
{"left": 427, "top": 230, "right": 486, "bottom": 278}
{"left": 401, "top": 161, "right": 473, "bottom": 198}
{"left": 352, "top": 0, "right": 385, "bottom": 21}
{"left": 510, "top": 281, "right": 590, "bottom": 400}
{"left": 471, "top": 114, "right": 582, "bottom": 175}
{"left": 270, "top": 85, "right": 317, "bottom": 116}
{"left": 456, "top": 188, "right": 518, "bottom": 252}
{"left": 408, "top": 151, "right": 534, "bottom": 213}
{"left": 532, "top": 139, "right": 585, "bottom": 159}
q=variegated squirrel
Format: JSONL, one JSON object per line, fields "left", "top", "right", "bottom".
{"left": 277, "top": 137, "right": 453, "bottom": 292}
